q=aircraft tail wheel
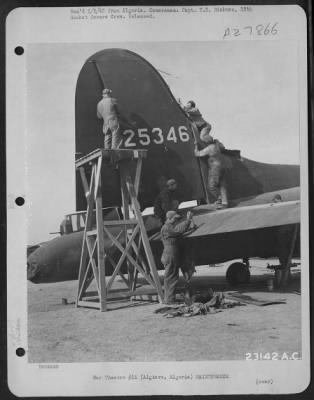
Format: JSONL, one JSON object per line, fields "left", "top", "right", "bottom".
{"left": 226, "top": 262, "right": 251, "bottom": 285}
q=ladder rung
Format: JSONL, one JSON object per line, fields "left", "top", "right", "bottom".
{"left": 103, "top": 219, "right": 138, "bottom": 226}
{"left": 86, "top": 229, "right": 97, "bottom": 236}
{"left": 86, "top": 219, "right": 138, "bottom": 236}
{"left": 77, "top": 300, "right": 101, "bottom": 309}
{"left": 75, "top": 149, "right": 147, "bottom": 167}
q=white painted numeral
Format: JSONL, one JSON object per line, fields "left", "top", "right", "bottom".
{"left": 152, "top": 127, "right": 164, "bottom": 144}
{"left": 178, "top": 126, "right": 190, "bottom": 142}
{"left": 123, "top": 129, "right": 136, "bottom": 147}
{"left": 138, "top": 128, "right": 150, "bottom": 146}
{"left": 122, "top": 126, "right": 189, "bottom": 147}
{"left": 166, "top": 127, "right": 177, "bottom": 143}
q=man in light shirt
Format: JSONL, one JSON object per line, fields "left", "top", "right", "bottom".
{"left": 160, "top": 210, "right": 194, "bottom": 304}
{"left": 194, "top": 127, "right": 228, "bottom": 209}
{"left": 97, "top": 88, "right": 122, "bottom": 149}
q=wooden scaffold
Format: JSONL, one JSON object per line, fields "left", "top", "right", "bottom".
{"left": 75, "top": 148, "right": 164, "bottom": 311}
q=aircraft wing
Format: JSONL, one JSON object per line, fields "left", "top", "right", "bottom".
{"left": 28, "top": 200, "right": 300, "bottom": 283}
{"left": 188, "top": 200, "right": 300, "bottom": 237}
{"left": 150, "top": 200, "right": 300, "bottom": 266}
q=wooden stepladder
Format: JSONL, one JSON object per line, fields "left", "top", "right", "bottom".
{"left": 75, "top": 148, "right": 164, "bottom": 311}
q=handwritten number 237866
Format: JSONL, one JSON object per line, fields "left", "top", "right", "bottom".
{"left": 223, "top": 23, "right": 278, "bottom": 39}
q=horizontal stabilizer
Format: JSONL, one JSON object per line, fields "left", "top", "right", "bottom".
{"left": 189, "top": 201, "right": 300, "bottom": 237}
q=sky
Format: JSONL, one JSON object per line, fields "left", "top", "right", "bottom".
{"left": 26, "top": 40, "right": 300, "bottom": 244}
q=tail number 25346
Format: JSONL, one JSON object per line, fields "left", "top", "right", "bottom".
{"left": 122, "top": 126, "right": 190, "bottom": 147}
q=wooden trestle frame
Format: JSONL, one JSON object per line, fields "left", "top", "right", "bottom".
{"left": 75, "top": 148, "right": 164, "bottom": 311}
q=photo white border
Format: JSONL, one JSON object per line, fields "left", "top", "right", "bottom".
{"left": 6, "top": 5, "right": 310, "bottom": 396}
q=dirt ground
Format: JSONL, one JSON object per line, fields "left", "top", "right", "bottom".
{"left": 27, "top": 259, "right": 301, "bottom": 363}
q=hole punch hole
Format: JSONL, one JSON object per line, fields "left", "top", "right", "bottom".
{"left": 14, "top": 46, "right": 24, "bottom": 55}
{"left": 16, "top": 347, "right": 26, "bottom": 357}
{"left": 15, "top": 197, "right": 25, "bottom": 206}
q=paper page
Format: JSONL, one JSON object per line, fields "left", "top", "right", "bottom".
{"left": 6, "top": 4, "right": 309, "bottom": 396}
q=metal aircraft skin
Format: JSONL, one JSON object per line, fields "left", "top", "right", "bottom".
{"left": 27, "top": 49, "right": 300, "bottom": 284}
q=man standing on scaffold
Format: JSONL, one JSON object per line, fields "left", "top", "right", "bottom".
{"left": 97, "top": 88, "right": 123, "bottom": 149}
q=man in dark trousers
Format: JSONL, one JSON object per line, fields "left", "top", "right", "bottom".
{"left": 153, "top": 179, "right": 180, "bottom": 224}
{"left": 160, "top": 210, "right": 193, "bottom": 304}
{"left": 97, "top": 88, "right": 122, "bottom": 149}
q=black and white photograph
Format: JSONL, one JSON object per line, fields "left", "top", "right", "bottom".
{"left": 6, "top": 4, "right": 310, "bottom": 396}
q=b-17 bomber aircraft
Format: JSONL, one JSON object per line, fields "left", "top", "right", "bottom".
{"left": 27, "top": 49, "right": 300, "bottom": 287}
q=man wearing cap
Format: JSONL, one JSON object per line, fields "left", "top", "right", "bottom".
{"left": 194, "top": 128, "right": 228, "bottom": 209}
{"left": 271, "top": 194, "right": 282, "bottom": 203}
{"left": 59, "top": 215, "right": 73, "bottom": 236}
{"left": 160, "top": 210, "right": 194, "bottom": 304}
{"left": 97, "top": 88, "right": 122, "bottom": 149}
{"left": 153, "top": 179, "right": 180, "bottom": 224}
{"left": 183, "top": 100, "right": 212, "bottom": 136}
